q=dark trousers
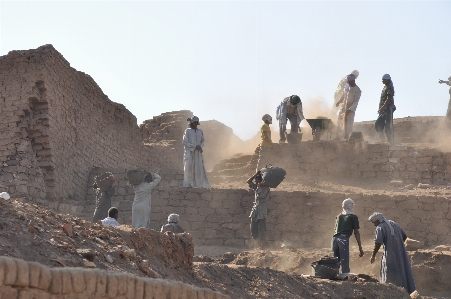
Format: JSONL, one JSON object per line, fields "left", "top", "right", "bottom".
{"left": 250, "top": 218, "right": 266, "bottom": 240}
{"left": 375, "top": 107, "right": 394, "bottom": 144}
{"left": 331, "top": 235, "right": 350, "bottom": 273}
{"left": 279, "top": 114, "right": 299, "bottom": 142}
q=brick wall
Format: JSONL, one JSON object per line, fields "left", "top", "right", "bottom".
{"left": 60, "top": 175, "right": 451, "bottom": 247}
{"left": 0, "top": 45, "right": 184, "bottom": 203}
{"left": 259, "top": 141, "right": 451, "bottom": 185}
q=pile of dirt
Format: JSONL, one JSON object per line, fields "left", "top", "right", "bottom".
{"left": 0, "top": 197, "right": 424, "bottom": 298}
{"left": 200, "top": 246, "right": 451, "bottom": 298}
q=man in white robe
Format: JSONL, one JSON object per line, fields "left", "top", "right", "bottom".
{"left": 132, "top": 172, "right": 161, "bottom": 228}
{"left": 183, "top": 116, "right": 210, "bottom": 188}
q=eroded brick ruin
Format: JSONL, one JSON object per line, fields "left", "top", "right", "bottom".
{"left": 1, "top": 45, "right": 451, "bottom": 298}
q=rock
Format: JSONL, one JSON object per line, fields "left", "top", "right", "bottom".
{"left": 404, "top": 184, "right": 415, "bottom": 190}
{"left": 417, "top": 183, "right": 430, "bottom": 189}
{"left": 219, "top": 252, "right": 236, "bottom": 264}
{"left": 62, "top": 224, "right": 73, "bottom": 237}
{"left": 105, "top": 255, "right": 113, "bottom": 263}
{"left": 120, "top": 248, "right": 136, "bottom": 259}
{"left": 410, "top": 290, "right": 421, "bottom": 299}
{"left": 389, "top": 180, "right": 403, "bottom": 187}
{"left": 76, "top": 249, "right": 96, "bottom": 261}
{"left": 83, "top": 259, "right": 96, "bottom": 268}
{"left": 405, "top": 238, "right": 424, "bottom": 251}
{"left": 28, "top": 225, "right": 35, "bottom": 234}
{"left": 138, "top": 260, "right": 161, "bottom": 278}
{"left": 434, "top": 245, "right": 451, "bottom": 251}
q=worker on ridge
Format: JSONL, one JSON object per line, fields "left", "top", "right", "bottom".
{"left": 369, "top": 212, "right": 416, "bottom": 295}
{"left": 132, "top": 171, "right": 161, "bottom": 228}
{"left": 331, "top": 198, "right": 364, "bottom": 274}
{"left": 246, "top": 170, "right": 270, "bottom": 249}
{"left": 183, "top": 116, "right": 210, "bottom": 188}
{"left": 335, "top": 75, "right": 362, "bottom": 139}
{"left": 161, "top": 213, "right": 185, "bottom": 233}
{"left": 334, "top": 70, "right": 359, "bottom": 138}
{"left": 276, "top": 95, "right": 304, "bottom": 143}
{"left": 256, "top": 114, "right": 273, "bottom": 172}
{"left": 439, "top": 76, "right": 451, "bottom": 119}
{"left": 101, "top": 207, "right": 120, "bottom": 227}
{"left": 375, "top": 74, "right": 396, "bottom": 144}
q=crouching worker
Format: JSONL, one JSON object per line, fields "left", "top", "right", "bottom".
{"left": 246, "top": 170, "right": 270, "bottom": 249}
{"left": 101, "top": 207, "right": 120, "bottom": 227}
{"left": 161, "top": 213, "right": 185, "bottom": 233}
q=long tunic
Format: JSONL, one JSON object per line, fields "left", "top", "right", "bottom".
{"left": 248, "top": 182, "right": 270, "bottom": 220}
{"left": 92, "top": 186, "right": 115, "bottom": 223}
{"left": 132, "top": 173, "right": 161, "bottom": 228}
{"left": 183, "top": 128, "right": 210, "bottom": 188}
{"left": 374, "top": 221, "right": 416, "bottom": 294}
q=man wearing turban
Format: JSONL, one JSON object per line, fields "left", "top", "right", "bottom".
{"left": 161, "top": 213, "right": 185, "bottom": 233}
{"left": 276, "top": 95, "right": 305, "bottom": 143}
{"left": 331, "top": 198, "right": 364, "bottom": 274}
{"left": 335, "top": 74, "right": 362, "bottom": 139}
{"left": 439, "top": 76, "right": 451, "bottom": 119}
{"left": 183, "top": 116, "right": 210, "bottom": 188}
{"left": 375, "top": 74, "right": 396, "bottom": 144}
{"left": 369, "top": 212, "right": 416, "bottom": 295}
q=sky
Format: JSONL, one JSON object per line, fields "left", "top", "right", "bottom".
{"left": 1, "top": 0, "right": 450, "bottom": 140}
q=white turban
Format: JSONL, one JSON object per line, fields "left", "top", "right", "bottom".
{"left": 168, "top": 213, "right": 179, "bottom": 223}
{"left": 382, "top": 74, "right": 391, "bottom": 80}
{"left": 341, "top": 198, "right": 355, "bottom": 215}
{"left": 350, "top": 70, "right": 359, "bottom": 78}
{"left": 368, "top": 212, "right": 394, "bottom": 235}
{"left": 448, "top": 76, "right": 451, "bottom": 81}
{"left": 187, "top": 116, "right": 200, "bottom": 124}
{"left": 0, "top": 192, "right": 10, "bottom": 200}
{"left": 262, "top": 114, "right": 272, "bottom": 124}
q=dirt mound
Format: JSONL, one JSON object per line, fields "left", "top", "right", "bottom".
{"left": 193, "top": 263, "right": 410, "bottom": 299}
{"left": 0, "top": 197, "right": 194, "bottom": 280}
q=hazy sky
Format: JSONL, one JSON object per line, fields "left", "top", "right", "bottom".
{"left": 1, "top": 1, "right": 450, "bottom": 140}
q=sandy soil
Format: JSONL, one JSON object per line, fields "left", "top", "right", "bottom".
{"left": 0, "top": 196, "right": 430, "bottom": 299}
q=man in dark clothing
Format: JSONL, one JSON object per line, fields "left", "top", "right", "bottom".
{"left": 331, "top": 198, "right": 364, "bottom": 274}
{"left": 375, "top": 74, "right": 396, "bottom": 144}
{"left": 161, "top": 213, "right": 185, "bottom": 233}
{"left": 246, "top": 170, "right": 270, "bottom": 249}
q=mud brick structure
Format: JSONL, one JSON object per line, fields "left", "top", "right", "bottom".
{"left": 353, "top": 116, "right": 445, "bottom": 143}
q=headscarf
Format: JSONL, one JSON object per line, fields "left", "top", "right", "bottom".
{"left": 168, "top": 213, "right": 179, "bottom": 223}
{"left": 0, "top": 192, "right": 10, "bottom": 200}
{"left": 368, "top": 212, "right": 394, "bottom": 235}
{"left": 187, "top": 116, "right": 200, "bottom": 124}
{"left": 382, "top": 74, "right": 391, "bottom": 80}
{"left": 350, "top": 70, "right": 359, "bottom": 78}
{"left": 341, "top": 198, "right": 355, "bottom": 215}
{"left": 290, "top": 95, "right": 301, "bottom": 105}
{"left": 262, "top": 114, "right": 272, "bottom": 124}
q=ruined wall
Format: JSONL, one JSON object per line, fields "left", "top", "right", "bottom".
{"left": 353, "top": 116, "right": 445, "bottom": 143}
{"left": 67, "top": 175, "right": 451, "bottom": 248}
{"left": 0, "top": 45, "right": 189, "bottom": 204}
{"left": 0, "top": 256, "right": 229, "bottom": 299}
{"left": 256, "top": 141, "right": 451, "bottom": 185}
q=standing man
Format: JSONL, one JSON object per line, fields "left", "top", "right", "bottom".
{"left": 336, "top": 75, "right": 362, "bottom": 139}
{"left": 132, "top": 172, "right": 161, "bottom": 228}
{"left": 334, "top": 70, "right": 360, "bottom": 112}
{"left": 331, "top": 198, "right": 364, "bottom": 274}
{"left": 183, "top": 116, "right": 210, "bottom": 188}
{"left": 439, "top": 76, "right": 451, "bottom": 119}
{"left": 256, "top": 114, "right": 273, "bottom": 172}
{"left": 276, "top": 95, "right": 305, "bottom": 143}
{"left": 246, "top": 170, "right": 270, "bottom": 249}
{"left": 369, "top": 212, "right": 416, "bottom": 295}
{"left": 375, "top": 74, "right": 396, "bottom": 144}
{"left": 92, "top": 172, "right": 116, "bottom": 223}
